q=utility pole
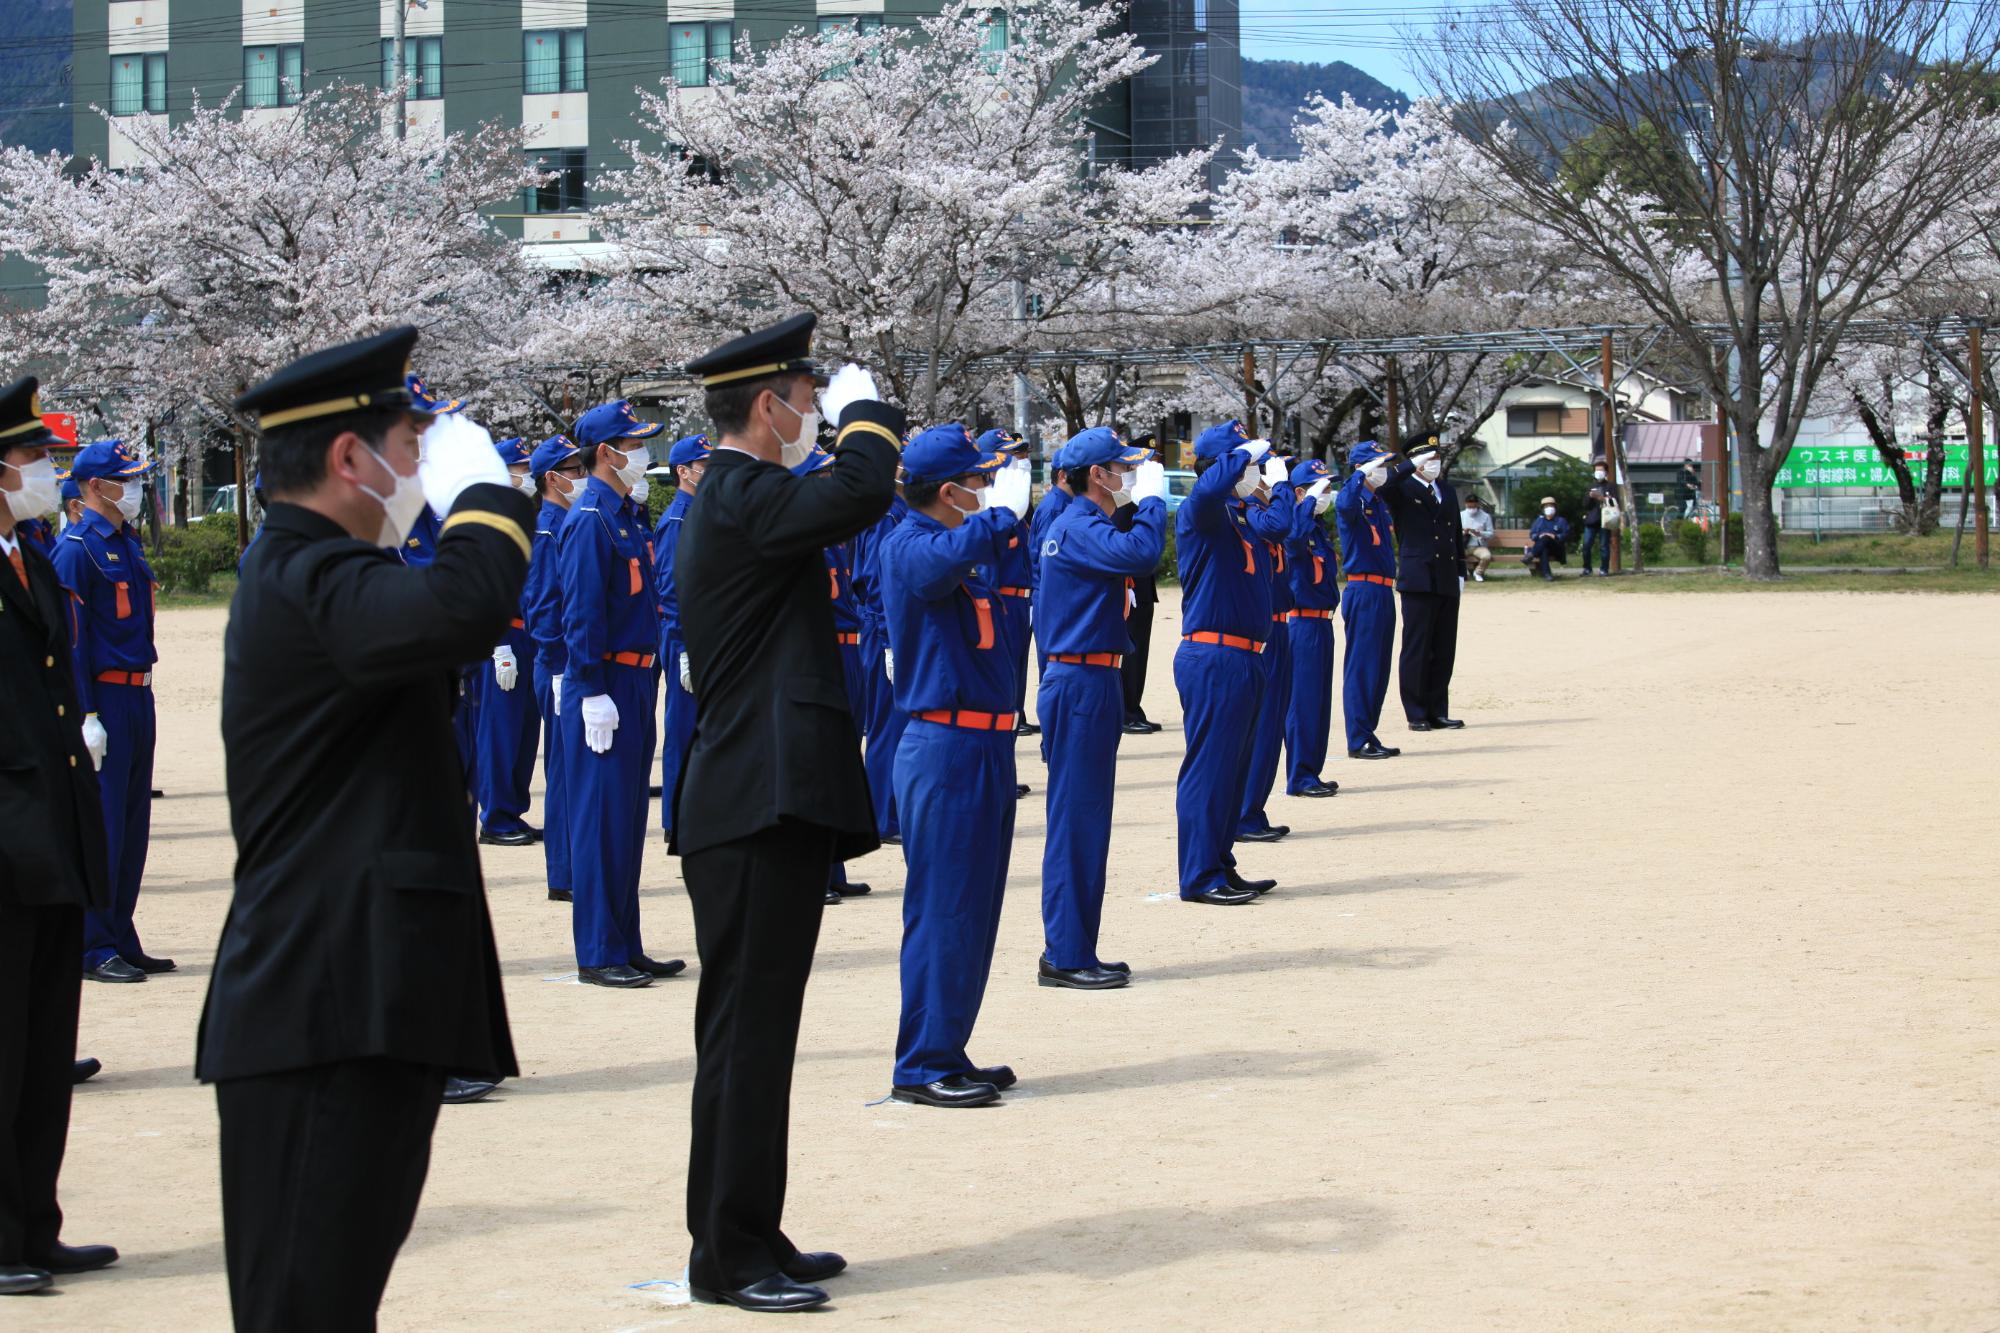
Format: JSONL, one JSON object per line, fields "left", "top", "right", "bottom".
{"left": 1384, "top": 358, "right": 1401, "bottom": 453}
{"left": 1241, "top": 347, "right": 1258, "bottom": 435}
{"left": 393, "top": 0, "right": 406, "bottom": 140}
{"left": 1971, "top": 324, "right": 1989, "bottom": 570}
{"left": 1011, "top": 277, "right": 1031, "bottom": 464}
{"left": 1600, "top": 332, "right": 1625, "bottom": 572}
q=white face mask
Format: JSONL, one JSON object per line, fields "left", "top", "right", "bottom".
{"left": 1543, "top": 506, "right": 1557, "bottom": 518}
{"left": 613, "top": 444, "right": 649, "bottom": 492}
{"left": 547, "top": 471, "right": 577, "bottom": 506}
{"left": 1, "top": 456, "right": 59, "bottom": 520}
{"left": 1232, "top": 466, "right": 1261, "bottom": 499}
{"left": 1101, "top": 467, "right": 1135, "bottom": 508}
{"left": 511, "top": 469, "right": 535, "bottom": 496}
{"left": 771, "top": 395, "right": 819, "bottom": 469}
{"left": 1361, "top": 463, "right": 1388, "bottom": 490}
{"left": 105, "top": 480, "right": 142, "bottom": 525}
{"left": 945, "top": 481, "right": 983, "bottom": 517}
{"left": 358, "top": 444, "right": 428, "bottom": 549}
{"left": 1593, "top": 470, "right": 1607, "bottom": 481}
{"left": 1417, "top": 456, "right": 1442, "bottom": 481}
{"left": 629, "top": 475, "right": 650, "bottom": 505}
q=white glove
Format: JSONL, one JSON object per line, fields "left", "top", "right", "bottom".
{"left": 1260, "top": 455, "right": 1289, "bottom": 489}
{"left": 987, "top": 460, "right": 1032, "bottom": 518}
{"left": 81, "top": 714, "right": 107, "bottom": 771}
{"left": 678, "top": 651, "right": 692, "bottom": 693}
{"left": 1241, "top": 437, "right": 1274, "bottom": 465}
{"left": 1129, "top": 460, "right": 1168, "bottom": 505}
{"left": 819, "top": 363, "right": 880, "bottom": 426}
{"left": 1306, "top": 478, "right": 1334, "bottom": 504}
{"left": 1458, "top": 576, "right": 1466, "bottom": 594}
{"left": 580, "top": 693, "right": 619, "bottom": 754}
{"left": 883, "top": 647, "right": 895, "bottom": 684}
{"left": 1232, "top": 453, "right": 1262, "bottom": 499}
{"left": 419, "top": 415, "right": 508, "bottom": 517}
{"left": 492, "top": 643, "right": 518, "bottom": 691}
{"left": 551, "top": 673, "right": 563, "bottom": 715}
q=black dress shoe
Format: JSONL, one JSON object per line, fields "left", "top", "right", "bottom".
{"left": 836, "top": 882, "right": 872, "bottom": 896}
{"left": 824, "top": 887, "right": 843, "bottom": 905}
{"left": 30, "top": 1243, "right": 117, "bottom": 1274}
{"left": 648, "top": 784, "right": 664, "bottom": 798}
{"left": 630, "top": 955, "right": 687, "bottom": 978}
{"left": 442, "top": 1076, "right": 498, "bottom": 1105}
{"left": 1015, "top": 783, "right": 1030, "bottom": 798}
{"left": 548, "top": 887, "right": 572, "bottom": 902}
{"left": 1407, "top": 719, "right": 1433, "bottom": 731}
{"left": 1224, "top": 867, "right": 1277, "bottom": 895}
{"left": 1183, "top": 884, "right": 1257, "bottom": 905}
{"left": 122, "top": 951, "right": 176, "bottom": 974}
{"left": 890, "top": 1074, "right": 1001, "bottom": 1107}
{"left": 477, "top": 828, "right": 535, "bottom": 847}
{"left": 880, "top": 833, "right": 901, "bottom": 846}
{"left": 783, "top": 1251, "right": 847, "bottom": 1283}
{"left": 971, "top": 1064, "right": 1017, "bottom": 1091}
{"left": 1120, "top": 720, "right": 1153, "bottom": 735}
{"left": 578, "top": 964, "right": 652, "bottom": 988}
{"left": 0, "top": 1265, "right": 52, "bottom": 1294}
{"left": 1428, "top": 716, "right": 1465, "bottom": 729}
{"left": 84, "top": 957, "right": 145, "bottom": 983}
{"left": 1347, "top": 740, "right": 1399, "bottom": 759}
{"left": 690, "top": 1273, "right": 829, "bottom": 1312}
{"left": 1037, "top": 959, "right": 1130, "bottom": 990}
{"left": 73, "top": 1058, "right": 101, "bottom": 1084}
{"left": 1144, "top": 720, "right": 1164, "bottom": 733}
{"left": 1098, "top": 961, "right": 1131, "bottom": 975}
{"left": 1014, "top": 720, "right": 1040, "bottom": 736}
{"left": 525, "top": 826, "right": 544, "bottom": 842}
{"left": 1293, "top": 781, "right": 1340, "bottom": 797}
{"left": 1238, "top": 825, "right": 1290, "bottom": 843}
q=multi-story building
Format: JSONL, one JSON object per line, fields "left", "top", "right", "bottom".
{"left": 53, "top": 0, "right": 1241, "bottom": 266}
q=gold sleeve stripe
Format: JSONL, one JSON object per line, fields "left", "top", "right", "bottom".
{"left": 837, "top": 420, "right": 903, "bottom": 452}
{"left": 441, "top": 509, "right": 532, "bottom": 561}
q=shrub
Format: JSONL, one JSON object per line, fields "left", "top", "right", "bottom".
{"left": 1638, "top": 525, "right": 1665, "bottom": 564}
{"left": 1725, "top": 511, "right": 1745, "bottom": 555}
{"left": 153, "top": 520, "right": 241, "bottom": 594}
{"left": 1676, "top": 517, "right": 1709, "bottom": 564}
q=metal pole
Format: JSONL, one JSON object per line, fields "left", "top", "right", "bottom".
{"left": 1601, "top": 332, "right": 1624, "bottom": 572}
{"left": 233, "top": 433, "right": 248, "bottom": 555}
{"left": 1384, "top": 358, "right": 1401, "bottom": 453}
{"left": 394, "top": 0, "right": 407, "bottom": 140}
{"left": 1971, "top": 324, "right": 1989, "bottom": 570}
{"left": 1242, "top": 346, "right": 1258, "bottom": 435}
{"left": 1011, "top": 277, "right": 1031, "bottom": 451}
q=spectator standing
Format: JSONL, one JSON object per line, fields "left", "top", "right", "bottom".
{"left": 1459, "top": 495, "right": 1494, "bottom": 582}
{"left": 1578, "top": 483, "right": 1612, "bottom": 576}
{"left": 1679, "top": 461, "right": 1701, "bottom": 518}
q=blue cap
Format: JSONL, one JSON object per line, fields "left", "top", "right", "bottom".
{"left": 974, "top": 428, "right": 1026, "bottom": 454}
{"left": 1063, "top": 426, "right": 1151, "bottom": 471}
{"left": 903, "top": 423, "right": 1008, "bottom": 483}
{"left": 404, "top": 372, "right": 463, "bottom": 416}
{"left": 1348, "top": 439, "right": 1388, "bottom": 470}
{"left": 668, "top": 433, "right": 712, "bottom": 468}
{"left": 69, "top": 439, "right": 149, "bottom": 482}
{"left": 1192, "top": 420, "right": 1251, "bottom": 460}
{"left": 1289, "top": 458, "right": 1332, "bottom": 488}
{"left": 492, "top": 436, "right": 530, "bottom": 467}
{"left": 58, "top": 470, "right": 80, "bottom": 503}
{"left": 529, "top": 434, "right": 581, "bottom": 478}
{"left": 573, "top": 399, "right": 664, "bottom": 448}
{"left": 789, "top": 446, "right": 835, "bottom": 477}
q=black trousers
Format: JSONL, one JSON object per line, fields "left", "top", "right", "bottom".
{"left": 0, "top": 903, "right": 82, "bottom": 1265}
{"left": 1121, "top": 593, "right": 1156, "bottom": 723}
{"left": 1398, "top": 590, "right": 1460, "bottom": 724}
{"left": 216, "top": 1058, "right": 443, "bottom": 1331}
{"left": 684, "top": 823, "right": 832, "bottom": 1292}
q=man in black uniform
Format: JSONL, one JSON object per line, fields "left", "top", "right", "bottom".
{"left": 0, "top": 376, "right": 118, "bottom": 1296}
{"left": 1378, "top": 431, "right": 1467, "bottom": 731}
{"left": 196, "top": 329, "right": 536, "bottom": 1330}
{"left": 1118, "top": 433, "right": 1165, "bottom": 735}
{"left": 674, "top": 314, "right": 903, "bottom": 1313}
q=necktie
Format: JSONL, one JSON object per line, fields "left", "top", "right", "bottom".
{"left": 5, "top": 544, "right": 23, "bottom": 590}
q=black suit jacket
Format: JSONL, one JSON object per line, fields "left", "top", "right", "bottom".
{"left": 1380, "top": 464, "right": 1467, "bottom": 596}
{"left": 0, "top": 535, "right": 109, "bottom": 911}
{"left": 672, "top": 403, "right": 903, "bottom": 862}
{"left": 196, "top": 487, "right": 535, "bottom": 1083}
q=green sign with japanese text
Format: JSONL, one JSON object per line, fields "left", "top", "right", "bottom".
{"left": 1774, "top": 443, "right": 1999, "bottom": 489}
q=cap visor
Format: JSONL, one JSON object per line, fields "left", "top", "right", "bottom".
{"left": 971, "top": 449, "right": 1009, "bottom": 472}
{"left": 620, "top": 422, "right": 665, "bottom": 439}
{"left": 1117, "top": 446, "right": 1154, "bottom": 464}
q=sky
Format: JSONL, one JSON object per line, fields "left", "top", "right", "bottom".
{"left": 1238, "top": 0, "right": 1472, "bottom": 97}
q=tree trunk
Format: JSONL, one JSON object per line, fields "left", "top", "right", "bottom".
{"left": 1738, "top": 465, "right": 1782, "bottom": 579}
{"left": 1853, "top": 392, "right": 1920, "bottom": 531}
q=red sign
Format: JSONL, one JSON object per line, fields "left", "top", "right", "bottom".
{"left": 41, "top": 413, "right": 77, "bottom": 447}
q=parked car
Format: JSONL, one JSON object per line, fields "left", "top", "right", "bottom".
{"left": 1164, "top": 469, "right": 1197, "bottom": 514}
{"left": 197, "top": 484, "right": 239, "bottom": 521}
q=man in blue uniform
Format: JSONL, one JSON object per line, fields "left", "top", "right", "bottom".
{"left": 1173, "top": 421, "right": 1283, "bottom": 907}
{"left": 1026, "top": 441, "right": 1073, "bottom": 736}
{"left": 1379, "top": 432, "right": 1467, "bottom": 731}
{"left": 558, "top": 400, "right": 685, "bottom": 989}
{"left": 471, "top": 437, "right": 543, "bottom": 846}
{"left": 526, "top": 435, "right": 586, "bottom": 903}
{"left": 1037, "top": 427, "right": 1166, "bottom": 988}
{"left": 880, "top": 425, "right": 1026, "bottom": 1106}
{"left": 1236, "top": 452, "right": 1302, "bottom": 845}
{"left": 56, "top": 439, "right": 170, "bottom": 983}
{"left": 1283, "top": 459, "right": 1342, "bottom": 797}
{"left": 1334, "top": 441, "right": 1403, "bottom": 760}
{"left": 975, "top": 429, "right": 1037, "bottom": 757}
{"left": 851, "top": 474, "right": 909, "bottom": 843}
{"left": 656, "top": 432, "right": 710, "bottom": 847}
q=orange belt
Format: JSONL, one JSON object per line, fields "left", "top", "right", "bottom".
{"left": 912, "top": 709, "right": 1017, "bottom": 732}
{"left": 1349, "top": 573, "right": 1394, "bottom": 588}
{"left": 1048, "top": 651, "right": 1122, "bottom": 668}
{"left": 996, "top": 585, "right": 1030, "bottom": 598}
{"left": 1271, "top": 611, "right": 1288, "bottom": 624}
{"left": 96, "top": 669, "right": 152, "bottom": 687}
{"left": 1291, "top": 608, "right": 1333, "bottom": 620}
{"left": 508, "top": 618, "right": 525, "bottom": 630}
{"left": 835, "top": 632, "right": 860, "bottom": 645}
{"left": 1183, "top": 632, "right": 1264, "bottom": 654}
{"left": 602, "top": 651, "right": 656, "bottom": 668}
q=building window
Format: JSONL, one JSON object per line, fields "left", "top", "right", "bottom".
{"left": 817, "top": 15, "right": 882, "bottom": 79}
{"left": 670, "top": 21, "right": 734, "bottom": 88}
{"left": 380, "top": 36, "right": 443, "bottom": 100}
{"left": 244, "top": 44, "right": 303, "bottom": 108}
{"left": 109, "top": 52, "right": 166, "bottom": 116}
{"left": 526, "top": 148, "right": 587, "bottom": 213}
{"left": 525, "top": 29, "right": 586, "bottom": 94}
{"left": 981, "top": 11, "right": 1008, "bottom": 70}
{"left": 1507, "top": 405, "right": 1591, "bottom": 436}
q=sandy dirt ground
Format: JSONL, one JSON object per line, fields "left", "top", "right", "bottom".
{"left": 23, "top": 587, "right": 2000, "bottom": 1330}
